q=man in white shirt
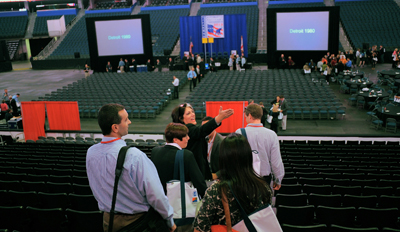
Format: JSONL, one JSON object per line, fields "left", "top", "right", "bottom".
{"left": 235, "top": 104, "right": 284, "bottom": 190}
{"left": 172, "top": 76, "right": 179, "bottom": 99}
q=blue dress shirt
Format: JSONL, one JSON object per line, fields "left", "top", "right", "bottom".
{"left": 86, "top": 137, "right": 174, "bottom": 227}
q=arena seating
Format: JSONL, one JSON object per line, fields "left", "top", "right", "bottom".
{"left": 268, "top": 2, "right": 325, "bottom": 8}
{"left": 39, "top": 71, "right": 187, "bottom": 118}
{"left": 337, "top": 0, "right": 400, "bottom": 51}
{"left": 139, "top": 9, "right": 190, "bottom": 56}
{"left": 0, "top": 16, "right": 28, "bottom": 39}
{"left": 206, "top": 0, "right": 256, "bottom": 3}
{"left": 33, "top": 15, "right": 76, "bottom": 37}
{"left": 197, "top": 5, "right": 258, "bottom": 53}
{"left": 0, "top": 139, "right": 399, "bottom": 230}
{"left": 93, "top": 1, "right": 131, "bottom": 10}
{"left": 275, "top": 139, "right": 400, "bottom": 230}
{"left": 47, "top": 12, "right": 131, "bottom": 60}
{"left": 185, "top": 69, "right": 344, "bottom": 120}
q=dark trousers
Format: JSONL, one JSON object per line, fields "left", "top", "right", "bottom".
{"left": 193, "top": 78, "right": 197, "bottom": 89}
{"left": 270, "top": 121, "right": 278, "bottom": 133}
{"left": 189, "top": 79, "right": 193, "bottom": 91}
{"left": 173, "top": 86, "right": 179, "bottom": 99}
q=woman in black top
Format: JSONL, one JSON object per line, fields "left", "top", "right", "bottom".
{"left": 171, "top": 103, "right": 233, "bottom": 180}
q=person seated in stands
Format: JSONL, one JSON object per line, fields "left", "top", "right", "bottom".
{"left": 106, "top": 61, "right": 112, "bottom": 72}
{"left": 5, "top": 109, "right": 14, "bottom": 122}
{"left": 394, "top": 93, "right": 400, "bottom": 105}
{"left": 303, "top": 63, "right": 311, "bottom": 75}
{"left": 0, "top": 100, "right": 8, "bottom": 120}
{"left": 146, "top": 59, "right": 154, "bottom": 72}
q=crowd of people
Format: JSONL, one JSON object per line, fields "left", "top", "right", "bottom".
{"left": 87, "top": 102, "right": 284, "bottom": 231}
{"left": 280, "top": 45, "right": 392, "bottom": 78}
{"left": 1, "top": 89, "right": 21, "bottom": 122}
{"left": 103, "top": 52, "right": 246, "bottom": 74}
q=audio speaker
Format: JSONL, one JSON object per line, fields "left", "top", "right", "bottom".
{"left": 164, "top": 49, "right": 172, "bottom": 56}
{"left": 250, "top": 47, "right": 256, "bottom": 54}
{"left": 74, "top": 52, "right": 80, "bottom": 59}
{"left": 362, "top": 43, "right": 369, "bottom": 50}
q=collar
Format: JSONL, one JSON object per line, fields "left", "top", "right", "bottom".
{"left": 246, "top": 123, "right": 263, "bottom": 127}
{"left": 165, "top": 143, "right": 182, "bottom": 150}
{"left": 101, "top": 137, "right": 123, "bottom": 144}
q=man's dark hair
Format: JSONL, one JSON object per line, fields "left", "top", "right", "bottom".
{"left": 165, "top": 123, "right": 188, "bottom": 143}
{"left": 98, "top": 103, "right": 125, "bottom": 135}
{"left": 202, "top": 116, "right": 213, "bottom": 122}
{"left": 16, "top": 93, "right": 20, "bottom": 96}
{"left": 279, "top": 95, "right": 284, "bottom": 98}
{"left": 244, "top": 104, "right": 262, "bottom": 120}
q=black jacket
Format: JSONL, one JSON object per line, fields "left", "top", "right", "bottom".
{"left": 151, "top": 145, "right": 207, "bottom": 197}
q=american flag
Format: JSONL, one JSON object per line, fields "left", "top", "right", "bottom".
{"left": 240, "top": 35, "right": 244, "bottom": 54}
{"left": 189, "top": 41, "right": 194, "bottom": 54}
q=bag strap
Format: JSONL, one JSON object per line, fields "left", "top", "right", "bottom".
{"left": 227, "top": 182, "right": 257, "bottom": 232}
{"left": 108, "top": 145, "right": 134, "bottom": 232}
{"left": 221, "top": 190, "right": 233, "bottom": 232}
{"left": 173, "top": 149, "right": 186, "bottom": 218}
{"left": 240, "top": 128, "right": 247, "bottom": 140}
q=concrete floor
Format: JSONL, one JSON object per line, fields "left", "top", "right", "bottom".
{"left": 1, "top": 60, "right": 399, "bottom": 138}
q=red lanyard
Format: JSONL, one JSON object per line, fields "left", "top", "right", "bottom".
{"left": 100, "top": 138, "right": 121, "bottom": 144}
{"left": 247, "top": 125, "right": 263, "bottom": 128}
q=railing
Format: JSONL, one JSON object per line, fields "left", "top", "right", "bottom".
{"left": 34, "top": 11, "right": 81, "bottom": 60}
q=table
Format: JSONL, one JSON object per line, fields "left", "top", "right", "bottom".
{"left": 380, "top": 70, "right": 400, "bottom": 79}
{"left": 358, "top": 91, "right": 389, "bottom": 109}
{"left": 130, "top": 65, "right": 148, "bottom": 72}
{"left": 341, "top": 71, "right": 364, "bottom": 79}
{"left": 376, "top": 105, "right": 400, "bottom": 126}
{"left": 345, "top": 80, "right": 373, "bottom": 89}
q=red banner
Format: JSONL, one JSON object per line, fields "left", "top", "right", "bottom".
{"left": 206, "top": 101, "right": 248, "bottom": 133}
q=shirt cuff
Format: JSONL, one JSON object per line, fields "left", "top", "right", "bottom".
{"left": 167, "top": 218, "right": 174, "bottom": 228}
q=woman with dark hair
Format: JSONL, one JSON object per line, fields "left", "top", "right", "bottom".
{"left": 193, "top": 133, "right": 272, "bottom": 232}
{"left": 171, "top": 103, "right": 233, "bottom": 180}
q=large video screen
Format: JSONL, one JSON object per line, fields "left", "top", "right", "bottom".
{"left": 95, "top": 18, "right": 144, "bottom": 56}
{"left": 276, "top": 11, "right": 329, "bottom": 51}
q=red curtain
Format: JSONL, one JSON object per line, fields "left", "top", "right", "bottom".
{"left": 46, "top": 101, "right": 81, "bottom": 130}
{"left": 206, "top": 101, "right": 248, "bottom": 133}
{"left": 21, "top": 102, "right": 46, "bottom": 141}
